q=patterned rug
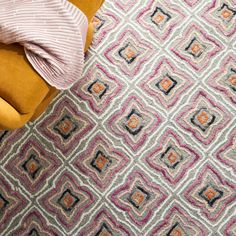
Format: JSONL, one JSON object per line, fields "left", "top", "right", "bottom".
{"left": 0, "top": 0, "right": 236, "bottom": 235}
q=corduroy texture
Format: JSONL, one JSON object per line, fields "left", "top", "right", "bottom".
{"left": 0, "top": 0, "right": 88, "bottom": 90}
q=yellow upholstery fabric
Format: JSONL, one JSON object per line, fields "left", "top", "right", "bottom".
{"left": 0, "top": 0, "right": 104, "bottom": 130}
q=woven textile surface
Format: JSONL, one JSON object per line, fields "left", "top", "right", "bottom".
{"left": 0, "top": 0, "right": 236, "bottom": 235}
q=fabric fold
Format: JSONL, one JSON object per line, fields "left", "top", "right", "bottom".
{"left": 0, "top": 0, "right": 88, "bottom": 89}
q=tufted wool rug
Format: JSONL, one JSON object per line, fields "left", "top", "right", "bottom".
{"left": 0, "top": 0, "right": 236, "bottom": 235}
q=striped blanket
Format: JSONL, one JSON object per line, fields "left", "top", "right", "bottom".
{"left": 0, "top": 0, "right": 88, "bottom": 89}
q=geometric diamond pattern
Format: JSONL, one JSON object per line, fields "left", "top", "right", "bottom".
{"left": 71, "top": 62, "right": 125, "bottom": 114}
{"left": 200, "top": 0, "right": 236, "bottom": 38}
{"left": 138, "top": 57, "right": 194, "bottom": 109}
{"left": 214, "top": 128, "right": 236, "bottom": 173}
{"left": 4, "top": 135, "right": 62, "bottom": 194}
{"left": 182, "top": 164, "right": 236, "bottom": 222}
{"left": 171, "top": 22, "right": 224, "bottom": 72}
{"left": 104, "top": 28, "right": 156, "bottom": 78}
{"left": 109, "top": 168, "right": 168, "bottom": 227}
{"left": 136, "top": 0, "right": 186, "bottom": 42}
{"left": 175, "top": 90, "right": 232, "bottom": 145}
{"left": 39, "top": 171, "right": 97, "bottom": 232}
{"left": 207, "top": 53, "right": 236, "bottom": 105}
{"left": 79, "top": 207, "right": 132, "bottom": 235}
{"left": 72, "top": 132, "right": 130, "bottom": 191}
{"left": 37, "top": 96, "right": 95, "bottom": 157}
{"left": 148, "top": 202, "right": 211, "bottom": 235}
{"left": 106, "top": 93, "right": 163, "bottom": 152}
{"left": 0, "top": 173, "right": 29, "bottom": 233}
{"left": 144, "top": 128, "right": 201, "bottom": 186}
{"left": 1, "top": 0, "right": 236, "bottom": 235}
{"left": 8, "top": 209, "right": 61, "bottom": 236}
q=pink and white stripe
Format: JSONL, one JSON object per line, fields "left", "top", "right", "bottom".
{"left": 0, "top": 0, "right": 88, "bottom": 89}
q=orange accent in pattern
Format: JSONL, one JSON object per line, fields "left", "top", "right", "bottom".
{"left": 204, "top": 188, "right": 217, "bottom": 201}
{"left": 92, "top": 82, "right": 105, "bottom": 94}
{"left": 221, "top": 9, "right": 232, "bottom": 19}
{"left": 171, "top": 228, "right": 183, "bottom": 236}
{"left": 101, "top": 232, "right": 111, "bottom": 236}
{"left": 0, "top": 199, "right": 5, "bottom": 209}
{"left": 132, "top": 191, "right": 145, "bottom": 205}
{"left": 92, "top": 16, "right": 101, "bottom": 27}
{"left": 127, "top": 115, "right": 140, "bottom": 129}
{"left": 191, "top": 43, "right": 201, "bottom": 54}
{"left": 60, "top": 119, "right": 73, "bottom": 133}
{"left": 197, "top": 111, "right": 209, "bottom": 125}
{"left": 160, "top": 78, "right": 173, "bottom": 91}
{"left": 154, "top": 13, "right": 165, "bottom": 24}
{"left": 96, "top": 155, "right": 108, "bottom": 170}
{"left": 28, "top": 161, "right": 38, "bottom": 173}
{"left": 63, "top": 193, "right": 74, "bottom": 207}
{"left": 125, "top": 48, "right": 136, "bottom": 59}
{"left": 229, "top": 75, "right": 236, "bottom": 86}
{"left": 167, "top": 151, "right": 177, "bottom": 164}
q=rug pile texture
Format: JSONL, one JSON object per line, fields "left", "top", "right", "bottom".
{"left": 0, "top": 0, "right": 236, "bottom": 235}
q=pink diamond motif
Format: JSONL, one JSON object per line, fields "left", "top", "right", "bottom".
{"left": 104, "top": 28, "right": 156, "bottom": 78}
{"left": 148, "top": 203, "right": 211, "bottom": 235}
{"left": 136, "top": 0, "right": 186, "bottom": 42}
{"left": 37, "top": 96, "right": 95, "bottom": 156}
{"left": 4, "top": 135, "right": 62, "bottom": 194}
{"left": 106, "top": 94, "right": 163, "bottom": 152}
{"left": 171, "top": 22, "right": 224, "bottom": 72}
{"left": 78, "top": 207, "right": 132, "bottom": 235}
{"left": 109, "top": 168, "right": 168, "bottom": 227}
{"left": 214, "top": 129, "right": 236, "bottom": 173}
{"left": 92, "top": 10, "right": 121, "bottom": 47}
{"left": 175, "top": 90, "right": 232, "bottom": 145}
{"left": 144, "top": 128, "right": 201, "bottom": 186}
{"left": 207, "top": 53, "right": 236, "bottom": 105}
{"left": 183, "top": 0, "right": 202, "bottom": 7}
{"left": 200, "top": 0, "right": 236, "bottom": 38}
{"left": 9, "top": 209, "right": 61, "bottom": 236}
{"left": 0, "top": 173, "right": 29, "bottom": 232}
{"left": 0, "top": 128, "right": 28, "bottom": 160}
{"left": 39, "top": 171, "right": 96, "bottom": 232}
{"left": 138, "top": 57, "right": 194, "bottom": 109}
{"left": 113, "top": 0, "right": 138, "bottom": 12}
{"left": 182, "top": 164, "right": 236, "bottom": 222}
{"left": 72, "top": 132, "right": 130, "bottom": 190}
{"left": 221, "top": 217, "right": 236, "bottom": 236}
{"left": 71, "top": 62, "right": 125, "bottom": 115}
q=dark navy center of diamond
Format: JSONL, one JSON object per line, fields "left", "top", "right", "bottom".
{"left": 128, "top": 186, "right": 150, "bottom": 209}
{"left": 0, "top": 193, "right": 9, "bottom": 212}
{"left": 90, "top": 150, "right": 112, "bottom": 173}
{"left": 167, "top": 222, "right": 186, "bottom": 236}
{"left": 28, "top": 228, "right": 40, "bottom": 236}
{"left": 57, "top": 189, "right": 80, "bottom": 212}
{"left": 161, "top": 146, "right": 183, "bottom": 169}
{"left": 151, "top": 7, "right": 171, "bottom": 27}
{"left": 125, "top": 109, "right": 144, "bottom": 136}
{"left": 199, "top": 184, "right": 223, "bottom": 207}
{"left": 155, "top": 74, "right": 177, "bottom": 95}
{"left": 22, "top": 154, "right": 42, "bottom": 180}
{"left": 185, "top": 37, "right": 206, "bottom": 59}
{"left": 0, "top": 131, "right": 8, "bottom": 143}
{"left": 228, "top": 68, "right": 236, "bottom": 92}
{"left": 191, "top": 107, "right": 216, "bottom": 132}
{"left": 118, "top": 42, "right": 139, "bottom": 64}
{"left": 94, "top": 16, "right": 105, "bottom": 31}
{"left": 95, "top": 223, "right": 113, "bottom": 236}
{"left": 88, "top": 79, "right": 109, "bottom": 99}
{"left": 54, "top": 114, "right": 78, "bottom": 140}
